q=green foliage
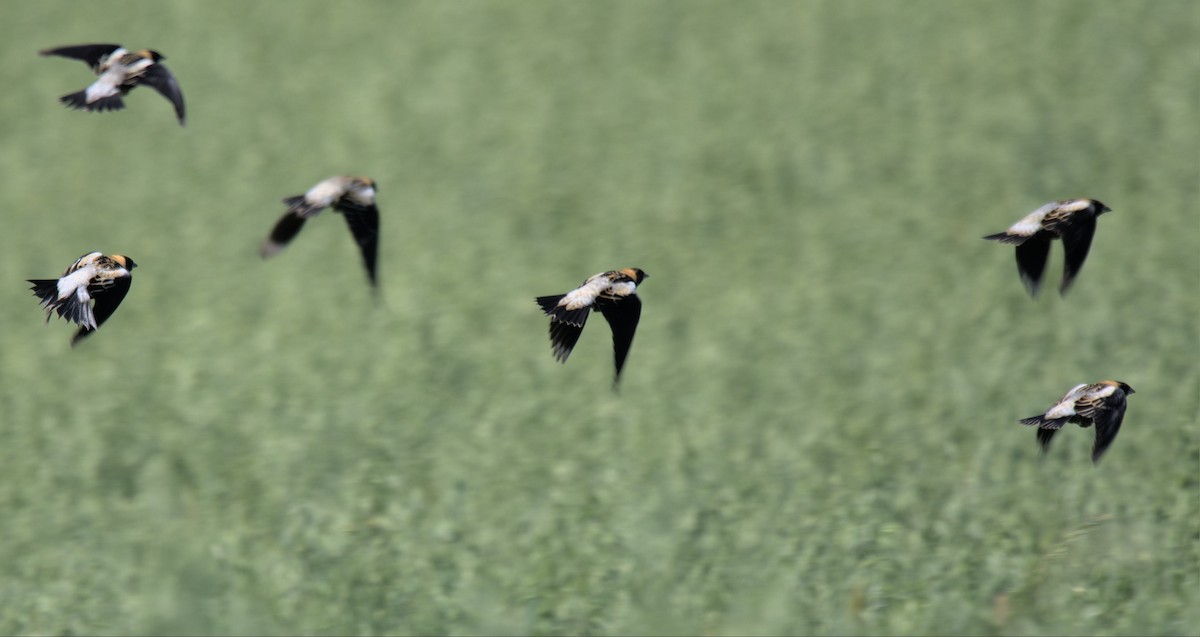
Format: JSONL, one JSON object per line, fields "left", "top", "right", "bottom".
{"left": 0, "top": 1, "right": 1196, "bottom": 634}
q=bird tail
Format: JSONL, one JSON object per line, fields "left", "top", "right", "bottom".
{"left": 28, "top": 279, "right": 60, "bottom": 310}
{"left": 982, "top": 232, "right": 1028, "bottom": 245}
{"left": 28, "top": 280, "right": 95, "bottom": 329}
{"left": 60, "top": 90, "right": 125, "bottom": 112}
{"left": 1018, "top": 414, "right": 1068, "bottom": 429}
{"left": 536, "top": 295, "right": 590, "bottom": 326}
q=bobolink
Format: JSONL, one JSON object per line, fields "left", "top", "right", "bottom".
{"left": 29, "top": 252, "right": 137, "bottom": 346}
{"left": 40, "top": 44, "right": 186, "bottom": 126}
{"left": 536, "top": 268, "right": 647, "bottom": 387}
{"left": 1018, "top": 380, "right": 1134, "bottom": 463}
{"left": 261, "top": 176, "right": 380, "bottom": 290}
{"left": 983, "top": 199, "right": 1111, "bottom": 296}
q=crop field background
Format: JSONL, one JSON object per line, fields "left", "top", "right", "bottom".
{"left": 0, "top": 1, "right": 1195, "bottom": 635}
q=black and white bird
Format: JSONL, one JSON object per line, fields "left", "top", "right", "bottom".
{"left": 983, "top": 199, "right": 1111, "bottom": 296}
{"left": 40, "top": 44, "right": 186, "bottom": 126}
{"left": 536, "top": 268, "right": 647, "bottom": 387}
{"left": 28, "top": 252, "right": 137, "bottom": 346}
{"left": 1018, "top": 380, "right": 1134, "bottom": 463}
{"left": 261, "top": 176, "right": 380, "bottom": 290}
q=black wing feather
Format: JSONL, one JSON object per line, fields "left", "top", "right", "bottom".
{"left": 1058, "top": 216, "right": 1096, "bottom": 296}
{"left": 335, "top": 201, "right": 380, "bottom": 289}
{"left": 1036, "top": 427, "right": 1058, "bottom": 454}
{"left": 138, "top": 63, "right": 186, "bottom": 126}
{"left": 597, "top": 294, "right": 642, "bottom": 386}
{"left": 1014, "top": 233, "right": 1051, "bottom": 297}
{"left": 1090, "top": 391, "right": 1127, "bottom": 463}
{"left": 548, "top": 319, "right": 586, "bottom": 363}
{"left": 261, "top": 211, "right": 308, "bottom": 257}
{"left": 40, "top": 44, "right": 122, "bottom": 69}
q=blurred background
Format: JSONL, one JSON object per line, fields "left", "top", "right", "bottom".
{"left": 0, "top": 1, "right": 1195, "bottom": 634}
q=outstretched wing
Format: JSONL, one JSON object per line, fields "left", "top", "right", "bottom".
{"left": 1085, "top": 390, "right": 1127, "bottom": 463}
{"left": 1058, "top": 215, "right": 1096, "bottom": 296}
{"left": 547, "top": 319, "right": 586, "bottom": 364}
{"left": 261, "top": 211, "right": 308, "bottom": 258}
{"left": 596, "top": 293, "right": 642, "bottom": 386}
{"left": 335, "top": 199, "right": 380, "bottom": 289}
{"left": 1014, "top": 234, "right": 1051, "bottom": 297}
{"left": 1036, "top": 428, "right": 1058, "bottom": 454}
{"left": 138, "top": 63, "right": 186, "bottom": 125}
{"left": 40, "top": 44, "right": 122, "bottom": 70}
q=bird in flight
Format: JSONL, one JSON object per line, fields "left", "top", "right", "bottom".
{"left": 261, "top": 176, "right": 380, "bottom": 291}
{"left": 983, "top": 198, "right": 1111, "bottom": 296}
{"left": 28, "top": 251, "right": 137, "bottom": 346}
{"left": 1017, "top": 380, "right": 1134, "bottom": 463}
{"left": 40, "top": 43, "right": 186, "bottom": 126}
{"left": 536, "top": 268, "right": 647, "bottom": 387}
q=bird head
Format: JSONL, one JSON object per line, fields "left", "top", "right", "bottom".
{"left": 112, "top": 255, "right": 138, "bottom": 271}
{"left": 626, "top": 268, "right": 647, "bottom": 284}
{"left": 1091, "top": 200, "right": 1111, "bottom": 215}
{"left": 138, "top": 49, "right": 165, "bottom": 62}
{"left": 1104, "top": 380, "right": 1133, "bottom": 395}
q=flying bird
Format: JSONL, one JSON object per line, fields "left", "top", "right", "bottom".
{"left": 261, "top": 176, "right": 380, "bottom": 290}
{"left": 28, "top": 252, "right": 137, "bottom": 346}
{"left": 983, "top": 199, "right": 1111, "bottom": 296}
{"left": 1018, "top": 380, "right": 1134, "bottom": 463}
{"left": 536, "top": 268, "right": 647, "bottom": 386}
{"left": 40, "top": 44, "right": 186, "bottom": 126}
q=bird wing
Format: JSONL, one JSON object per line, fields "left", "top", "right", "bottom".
{"left": 335, "top": 200, "right": 380, "bottom": 289}
{"left": 72, "top": 275, "right": 131, "bottom": 346}
{"left": 40, "top": 44, "right": 122, "bottom": 70}
{"left": 1058, "top": 215, "right": 1096, "bottom": 296}
{"left": 261, "top": 211, "right": 309, "bottom": 258}
{"left": 547, "top": 319, "right": 587, "bottom": 364}
{"left": 1014, "top": 234, "right": 1052, "bottom": 297}
{"left": 138, "top": 63, "right": 186, "bottom": 125}
{"left": 1077, "top": 389, "right": 1127, "bottom": 463}
{"left": 1036, "top": 427, "right": 1059, "bottom": 454}
{"left": 596, "top": 293, "right": 642, "bottom": 386}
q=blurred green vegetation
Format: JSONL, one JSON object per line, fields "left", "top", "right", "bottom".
{"left": 0, "top": 1, "right": 1196, "bottom": 634}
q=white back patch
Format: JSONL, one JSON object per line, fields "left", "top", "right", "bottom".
{"left": 1008, "top": 202, "right": 1057, "bottom": 236}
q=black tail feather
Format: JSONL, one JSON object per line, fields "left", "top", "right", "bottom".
{"left": 982, "top": 232, "right": 1027, "bottom": 245}
{"left": 28, "top": 279, "right": 58, "bottom": 306}
{"left": 60, "top": 90, "right": 124, "bottom": 112}
{"left": 536, "top": 294, "right": 564, "bottom": 315}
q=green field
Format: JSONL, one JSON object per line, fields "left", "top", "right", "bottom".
{"left": 0, "top": 2, "right": 1196, "bottom": 634}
